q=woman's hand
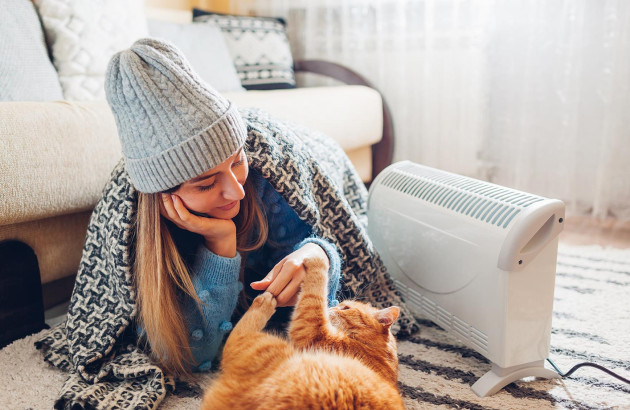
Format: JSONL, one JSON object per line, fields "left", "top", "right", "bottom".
{"left": 160, "top": 194, "right": 237, "bottom": 258}
{"left": 250, "top": 243, "right": 329, "bottom": 307}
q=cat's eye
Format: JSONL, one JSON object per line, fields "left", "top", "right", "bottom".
{"left": 339, "top": 305, "right": 350, "bottom": 310}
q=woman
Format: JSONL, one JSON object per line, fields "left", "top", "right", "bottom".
{"left": 36, "top": 38, "right": 416, "bottom": 409}
{"left": 107, "top": 38, "right": 341, "bottom": 375}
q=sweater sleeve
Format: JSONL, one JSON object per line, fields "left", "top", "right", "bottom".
{"left": 294, "top": 237, "right": 342, "bottom": 307}
{"left": 189, "top": 244, "right": 242, "bottom": 285}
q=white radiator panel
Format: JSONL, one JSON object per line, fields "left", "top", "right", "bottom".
{"left": 368, "top": 161, "right": 564, "bottom": 396}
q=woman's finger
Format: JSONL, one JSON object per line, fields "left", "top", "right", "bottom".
{"left": 161, "top": 193, "right": 181, "bottom": 224}
{"left": 285, "top": 293, "right": 299, "bottom": 306}
{"left": 250, "top": 263, "right": 281, "bottom": 290}
{"left": 171, "top": 194, "right": 194, "bottom": 224}
{"left": 275, "top": 272, "right": 304, "bottom": 306}
{"left": 265, "top": 259, "right": 299, "bottom": 296}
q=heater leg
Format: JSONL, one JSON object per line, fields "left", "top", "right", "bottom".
{"left": 471, "top": 360, "right": 560, "bottom": 397}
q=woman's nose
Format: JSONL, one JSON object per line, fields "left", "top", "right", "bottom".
{"left": 222, "top": 172, "right": 245, "bottom": 201}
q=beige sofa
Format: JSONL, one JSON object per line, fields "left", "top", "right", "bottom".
{"left": 0, "top": 6, "right": 394, "bottom": 347}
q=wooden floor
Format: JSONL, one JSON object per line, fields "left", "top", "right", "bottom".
{"left": 559, "top": 214, "right": 630, "bottom": 249}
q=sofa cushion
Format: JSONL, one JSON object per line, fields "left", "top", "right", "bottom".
{"left": 147, "top": 19, "right": 244, "bottom": 93}
{"left": 0, "top": 101, "right": 122, "bottom": 226}
{"left": 32, "top": 0, "right": 148, "bottom": 101}
{"left": 0, "top": 0, "right": 64, "bottom": 102}
{"left": 193, "top": 9, "right": 296, "bottom": 91}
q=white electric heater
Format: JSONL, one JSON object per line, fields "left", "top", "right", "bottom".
{"left": 367, "top": 161, "right": 565, "bottom": 397}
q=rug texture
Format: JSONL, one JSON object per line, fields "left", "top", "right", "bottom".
{"left": 1, "top": 243, "right": 628, "bottom": 409}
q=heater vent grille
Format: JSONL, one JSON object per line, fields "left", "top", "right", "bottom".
{"left": 394, "top": 280, "right": 489, "bottom": 355}
{"left": 379, "top": 163, "right": 544, "bottom": 229}
{"left": 471, "top": 327, "right": 489, "bottom": 354}
{"left": 453, "top": 316, "right": 469, "bottom": 341}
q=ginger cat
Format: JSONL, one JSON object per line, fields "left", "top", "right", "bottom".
{"left": 201, "top": 256, "right": 404, "bottom": 410}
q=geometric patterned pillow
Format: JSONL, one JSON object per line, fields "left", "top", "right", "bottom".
{"left": 193, "top": 9, "right": 296, "bottom": 90}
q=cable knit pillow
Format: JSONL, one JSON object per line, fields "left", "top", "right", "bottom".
{"left": 193, "top": 9, "right": 296, "bottom": 90}
{"left": 32, "top": 0, "right": 148, "bottom": 101}
{"left": 0, "top": 0, "right": 63, "bottom": 101}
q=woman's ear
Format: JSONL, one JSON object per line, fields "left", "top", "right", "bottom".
{"left": 375, "top": 306, "right": 400, "bottom": 327}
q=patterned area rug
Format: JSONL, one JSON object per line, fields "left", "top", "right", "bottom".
{"left": 1, "top": 243, "right": 628, "bottom": 409}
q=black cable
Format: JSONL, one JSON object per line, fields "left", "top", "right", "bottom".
{"left": 547, "top": 358, "right": 630, "bottom": 385}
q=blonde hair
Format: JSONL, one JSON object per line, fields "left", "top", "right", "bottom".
{"left": 134, "top": 177, "right": 267, "bottom": 375}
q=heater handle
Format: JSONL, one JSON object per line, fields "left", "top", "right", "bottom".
{"left": 497, "top": 200, "right": 565, "bottom": 271}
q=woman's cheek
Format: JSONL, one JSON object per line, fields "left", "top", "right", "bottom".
{"left": 181, "top": 192, "right": 216, "bottom": 215}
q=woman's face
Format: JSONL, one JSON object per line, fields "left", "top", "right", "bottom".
{"left": 171, "top": 148, "right": 248, "bottom": 220}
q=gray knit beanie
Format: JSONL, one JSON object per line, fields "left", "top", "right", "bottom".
{"left": 105, "top": 38, "right": 247, "bottom": 193}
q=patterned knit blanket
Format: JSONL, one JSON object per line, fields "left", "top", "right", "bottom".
{"left": 32, "top": 108, "right": 418, "bottom": 409}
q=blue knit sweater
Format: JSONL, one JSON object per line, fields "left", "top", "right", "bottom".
{"left": 139, "top": 169, "right": 342, "bottom": 372}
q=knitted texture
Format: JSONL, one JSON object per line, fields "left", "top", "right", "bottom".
{"left": 183, "top": 250, "right": 242, "bottom": 372}
{"left": 296, "top": 236, "right": 342, "bottom": 307}
{"left": 35, "top": 109, "right": 419, "bottom": 409}
{"left": 105, "top": 38, "right": 247, "bottom": 193}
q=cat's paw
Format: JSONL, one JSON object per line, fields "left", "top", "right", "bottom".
{"left": 251, "top": 291, "right": 277, "bottom": 312}
{"left": 302, "top": 256, "right": 329, "bottom": 292}
{"left": 303, "top": 255, "right": 329, "bottom": 278}
{"left": 234, "top": 292, "right": 277, "bottom": 333}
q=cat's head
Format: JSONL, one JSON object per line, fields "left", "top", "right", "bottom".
{"left": 328, "top": 300, "right": 401, "bottom": 382}
{"left": 329, "top": 300, "right": 400, "bottom": 342}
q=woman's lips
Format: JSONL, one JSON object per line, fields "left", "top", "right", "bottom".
{"left": 218, "top": 201, "right": 237, "bottom": 211}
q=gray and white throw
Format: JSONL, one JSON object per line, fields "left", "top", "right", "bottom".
{"left": 34, "top": 108, "right": 419, "bottom": 409}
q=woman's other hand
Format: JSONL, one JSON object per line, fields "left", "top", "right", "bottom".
{"left": 250, "top": 243, "right": 330, "bottom": 307}
{"left": 161, "top": 193, "right": 237, "bottom": 258}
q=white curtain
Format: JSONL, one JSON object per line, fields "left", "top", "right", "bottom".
{"left": 234, "top": 0, "right": 630, "bottom": 219}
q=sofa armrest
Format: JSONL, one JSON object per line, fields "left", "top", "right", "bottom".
{"left": 294, "top": 59, "right": 395, "bottom": 181}
{"left": 224, "top": 86, "right": 382, "bottom": 151}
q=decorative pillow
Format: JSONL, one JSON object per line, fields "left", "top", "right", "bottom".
{"left": 32, "top": 0, "right": 148, "bottom": 101}
{"left": 193, "top": 9, "right": 296, "bottom": 90}
{"left": 0, "top": 0, "right": 64, "bottom": 101}
{"left": 147, "top": 20, "right": 244, "bottom": 93}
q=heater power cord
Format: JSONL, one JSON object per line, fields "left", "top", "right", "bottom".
{"left": 546, "top": 358, "right": 630, "bottom": 385}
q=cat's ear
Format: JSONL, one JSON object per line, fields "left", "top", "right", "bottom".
{"left": 375, "top": 306, "right": 400, "bottom": 328}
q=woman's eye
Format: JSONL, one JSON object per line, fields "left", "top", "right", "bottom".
{"left": 197, "top": 182, "right": 216, "bottom": 192}
{"left": 232, "top": 158, "right": 244, "bottom": 168}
